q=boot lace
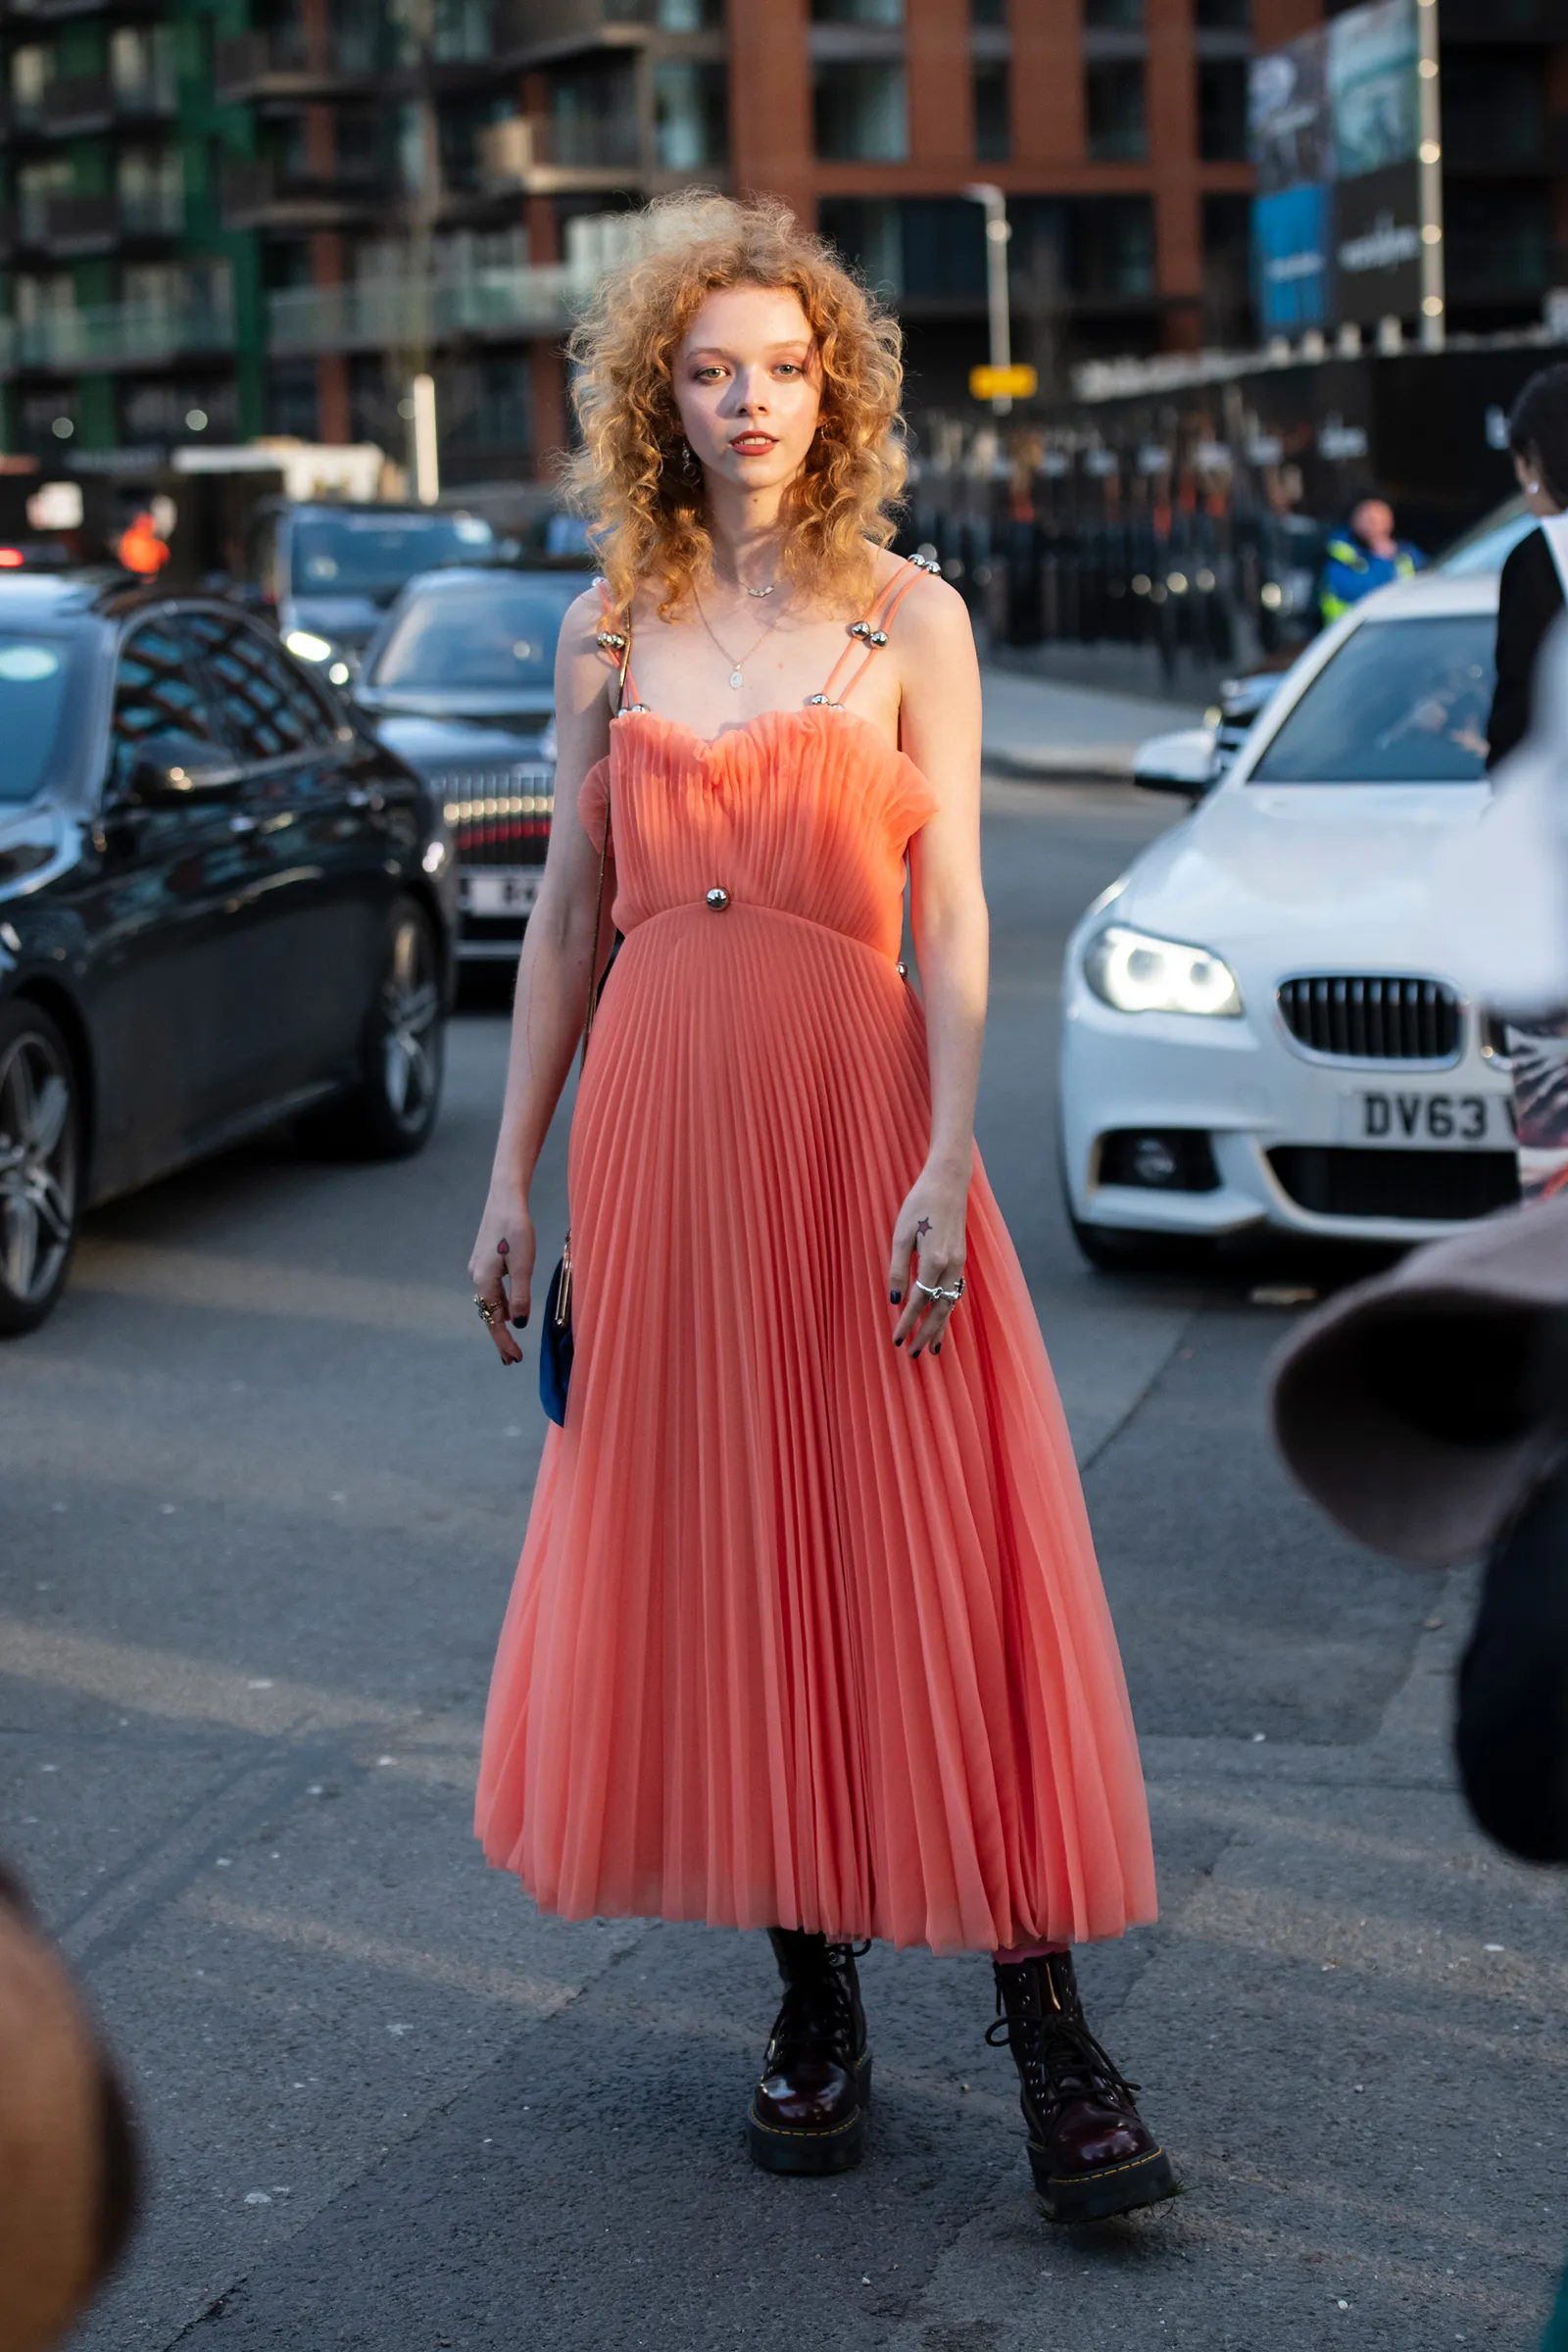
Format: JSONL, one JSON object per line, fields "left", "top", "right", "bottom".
{"left": 985, "top": 2008, "right": 1140, "bottom": 2108}
{"left": 767, "top": 1940, "right": 868, "bottom": 2071}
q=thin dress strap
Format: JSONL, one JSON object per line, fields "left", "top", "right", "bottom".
{"left": 594, "top": 578, "right": 648, "bottom": 713}
{"left": 810, "top": 553, "right": 940, "bottom": 711}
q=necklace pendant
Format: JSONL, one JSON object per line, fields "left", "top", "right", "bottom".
{"left": 728, "top": 668, "right": 744, "bottom": 690}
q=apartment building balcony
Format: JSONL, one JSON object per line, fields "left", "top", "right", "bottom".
{"left": 475, "top": 111, "right": 649, "bottom": 193}
{"left": 266, "top": 263, "right": 592, "bottom": 358}
{"left": 0, "top": 292, "right": 234, "bottom": 376}
{"left": 220, "top": 158, "right": 381, "bottom": 232}
{"left": 495, "top": 0, "right": 662, "bottom": 71}
{"left": 2, "top": 70, "right": 176, "bottom": 141}
{"left": 0, "top": 0, "right": 165, "bottom": 23}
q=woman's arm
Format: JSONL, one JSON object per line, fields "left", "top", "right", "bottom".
{"left": 887, "top": 577, "right": 987, "bottom": 1357}
{"left": 467, "top": 589, "right": 616, "bottom": 1363}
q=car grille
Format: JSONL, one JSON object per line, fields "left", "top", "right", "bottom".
{"left": 435, "top": 763, "right": 554, "bottom": 869}
{"left": 1267, "top": 1146, "right": 1519, "bottom": 1222}
{"left": 1276, "top": 974, "right": 1460, "bottom": 1062}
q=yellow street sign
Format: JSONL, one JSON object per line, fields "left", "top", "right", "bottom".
{"left": 969, "top": 364, "right": 1038, "bottom": 402}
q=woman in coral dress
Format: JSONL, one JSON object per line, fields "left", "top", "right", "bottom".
{"left": 468, "top": 195, "right": 1173, "bottom": 2224}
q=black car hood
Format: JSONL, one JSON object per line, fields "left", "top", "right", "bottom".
{"left": 0, "top": 806, "right": 71, "bottom": 899}
{"left": 369, "top": 711, "right": 554, "bottom": 766}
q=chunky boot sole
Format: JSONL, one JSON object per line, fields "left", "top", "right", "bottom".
{"left": 1028, "top": 2138, "right": 1177, "bottom": 2224}
{"left": 746, "top": 2054, "right": 872, "bottom": 2177}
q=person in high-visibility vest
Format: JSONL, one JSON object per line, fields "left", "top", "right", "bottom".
{"left": 1318, "top": 495, "right": 1423, "bottom": 625}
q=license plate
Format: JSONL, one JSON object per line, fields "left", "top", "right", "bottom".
{"left": 463, "top": 868, "right": 540, "bottom": 917}
{"left": 1340, "top": 1088, "right": 1507, "bottom": 1149}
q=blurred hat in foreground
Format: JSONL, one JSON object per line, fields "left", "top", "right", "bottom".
{"left": 0, "top": 1863, "right": 137, "bottom": 2352}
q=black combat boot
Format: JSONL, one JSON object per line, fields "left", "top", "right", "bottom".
{"left": 746, "top": 1929, "right": 871, "bottom": 2176}
{"left": 989, "top": 1949, "right": 1177, "bottom": 2223}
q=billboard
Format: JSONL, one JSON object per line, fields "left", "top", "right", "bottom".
{"left": 1250, "top": 28, "right": 1329, "bottom": 199}
{"left": 1250, "top": 0, "right": 1430, "bottom": 338}
{"left": 1333, "top": 160, "right": 1424, "bottom": 326}
{"left": 1254, "top": 182, "right": 1332, "bottom": 333}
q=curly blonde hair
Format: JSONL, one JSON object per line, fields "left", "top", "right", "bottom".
{"left": 562, "top": 191, "right": 906, "bottom": 617}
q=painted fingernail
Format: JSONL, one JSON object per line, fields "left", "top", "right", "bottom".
{"left": 894, "top": 1336, "right": 904, "bottom": 1348}
{"left": 515, "top": 1313, "right": 528, "bottom": 1328}
{"left": 890, "top": 1291, "right": 902, "bottom": 1305}
{"left": 932, "top": 1342, "right": 942, "bottom": 1355}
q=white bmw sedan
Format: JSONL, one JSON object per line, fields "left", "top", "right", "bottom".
{"left": 1059, "top": 570, "right": 1516, "bottom": 1268}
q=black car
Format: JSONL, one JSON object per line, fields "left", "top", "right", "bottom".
{"left": 354, "top": 565, "right": 586, "bottom": 961}
{"left": 244, "top": 500, "right": 500, "bottom": 676}
{"left": 0, "top": 574, "right": 457, "bottom": 1337}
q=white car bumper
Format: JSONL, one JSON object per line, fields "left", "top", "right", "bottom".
{"left": 1060, "top": 977, "right": 1517, "bottom": 1245}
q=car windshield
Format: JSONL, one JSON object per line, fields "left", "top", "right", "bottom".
{"left": 1441, "top": 498, "right": 1538, "bottom": 577}
{"left": 1249, "top": 615, "right": 1495, "bottom": 784}
{"left": 291, "top": 513, "right": 494, "bottom": 598}
{"left": 368, "top": 578, "right": 581, "bottom": 691}
{"left": 0, "top": 628, "right": 84, "bottom": 803}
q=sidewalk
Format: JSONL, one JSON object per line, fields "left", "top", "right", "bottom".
{"left": 979, "top": 662, "right": 1204, "bottom": 783}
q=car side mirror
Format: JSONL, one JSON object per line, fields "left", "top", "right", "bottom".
{"left": 117, "top": 736, "right": 241, "bottom": 808}
{"left": 1132, "top": 727, "right": 1219, "bottom": 800}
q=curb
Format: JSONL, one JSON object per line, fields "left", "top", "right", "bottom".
{"left": 982, "top": 744, "right": 1139, "bottom": 784}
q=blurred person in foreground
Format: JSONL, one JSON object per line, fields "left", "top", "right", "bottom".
{"left": 0, "top": 1861, "right": 137, "bottom": 2351}
{"left": 1271, "top": 620, "right": 1568, "bottom": 2348}
{"left": 1318, "top": 494, "right": 1423, "bottom": 626}
{"left": 1489, "top": 362, "right": 1568, "bottom": 772}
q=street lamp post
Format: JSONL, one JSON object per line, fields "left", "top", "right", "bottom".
{"left": 965, "top": 182, "right": 1014, "bottom": 416}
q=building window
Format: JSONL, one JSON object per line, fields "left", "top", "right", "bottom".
{"left": 551, "top": 60, "right": 641, "bottom": 171}
{"left": 970, "top": 0, "right": 1006, "bottom": 23}
{"left": 1073, "top": 195, "right": 1155, "bottom": 299}
{"left": 656, "top": 0, "right": 724, "bottom": 23}
{"left": 813, "top": 59, "right": 907, "bottom": 161}
{"left": 117, "top": 146, "right": 183, "bottom": 235}
{"left": 441, "top": 356, "right": 533, "bottom": 456}
{"left": 972, "top": 59, "right": 1009, "bottom": 161}
{"left": 654, "top": 60, "right": 728, "bottom": 170}
{"left": 818, "top": 196, "right": 903, "bottom": 292}
{"left": 1083, "top": 0, "right": 1143, "bottom": 27}
{"left": 267, "top": 360, "right": 318, "bottom": 442}
{"left": 1198, "top": 57, "right": 1249, "bottom": 161}
{"left": 1085, "top": 60, "right": 1146, "bottom": 160}
{"left": 817, "top": 197, "right": 988, "bottom": 300}
{"left": 1194, "top": 0, "right": 1249, "bottom": 24}
{"left": 811, "top": 0, "right": 904, "bottom": 21}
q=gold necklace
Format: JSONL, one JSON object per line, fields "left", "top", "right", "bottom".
{"left": 692, "top": 583, "right": 785, "bottom": 690}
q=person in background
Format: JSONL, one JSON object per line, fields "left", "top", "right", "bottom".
{"left": 1488, "top": 362, "right": 1568, "bottom": 771}
{"left": 1318, "top": 493, "right": 1424, "bottom": 625}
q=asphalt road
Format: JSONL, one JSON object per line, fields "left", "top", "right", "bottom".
{"left": 3, "top": 776, "right": 1562, "bottom": 2352}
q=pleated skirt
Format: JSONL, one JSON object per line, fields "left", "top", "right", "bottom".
{"left": 475, "top": 902, "right": 1157, "bottom": 1953}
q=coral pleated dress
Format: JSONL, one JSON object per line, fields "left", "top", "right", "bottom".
{"left": 476, "top": 558, "right": 1156, "bottom": 1954}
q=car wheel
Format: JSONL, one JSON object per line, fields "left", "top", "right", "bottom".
{"left": 301, "top": 899, "right": 445, "bottom": 1160}
{"left": 0, "top": 1000, "right": 81, "bottom": 1338}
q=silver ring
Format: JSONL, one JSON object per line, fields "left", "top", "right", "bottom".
{"left": 914, "top": 1277, "right": 965, "bottom": 1306}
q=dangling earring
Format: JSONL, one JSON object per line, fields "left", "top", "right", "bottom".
{"left": 680, "top": 440, "right": 700, "bottom": 483}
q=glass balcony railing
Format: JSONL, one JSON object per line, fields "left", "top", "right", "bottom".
{"left": 0, "top": 291, "right": 234, "bottom": 373}
{"left": 266, "top": 264, "right": 594, "bottom": 355}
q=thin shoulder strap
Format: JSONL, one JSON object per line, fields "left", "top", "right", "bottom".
{"left": 813, "top": 553, "right": 941, "bottom": 710}
{"left": 594, "top": 578, "right": 640, "bottom": 713}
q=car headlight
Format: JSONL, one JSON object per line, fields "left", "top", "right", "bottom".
{"left": 285, "top": 629, "right": 333, "bottom": 663}
{"left": 1084, "top": 924, "right": 1243, "bottom": 1017}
